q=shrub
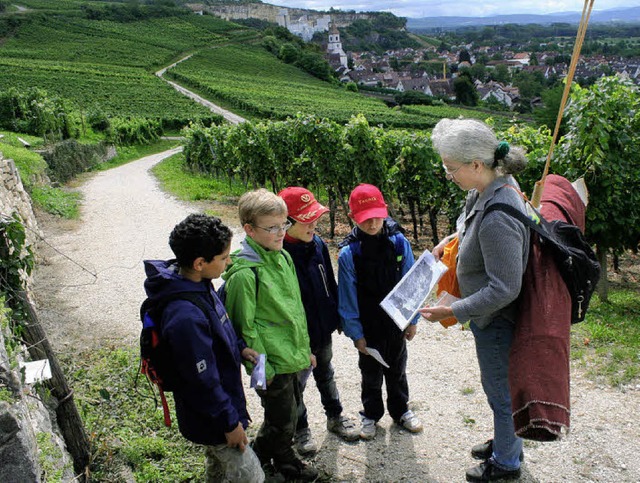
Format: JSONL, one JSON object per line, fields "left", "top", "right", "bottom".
{"left": 107, "top": 118, "right": 162, "bottom": 146}
{"left": 42, "top": 140, "right": 108, "bottom": 183}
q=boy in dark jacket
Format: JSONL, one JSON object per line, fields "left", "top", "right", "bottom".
{"left": 278, "top": 187, "right": 359, "bottom": 456}
{"left": 143, "top": 214, "right": 264, "bottom": 483}
{"left": 338, "top": 184, "right": 423, "bottom": 441}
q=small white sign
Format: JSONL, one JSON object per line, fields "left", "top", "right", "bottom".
{"left": 19, "top": 359, "right": 52, "bottom": 384}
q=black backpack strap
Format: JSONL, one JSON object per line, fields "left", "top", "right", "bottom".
{"left": 483, "top": 203, "right": 547, "bottom": 238}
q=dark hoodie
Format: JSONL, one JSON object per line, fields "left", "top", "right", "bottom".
{"left": 143, "top": 259, "right": 249, "bottom": 446}
{"left": 283, "top": 234, "right": 340, "bottom": 352}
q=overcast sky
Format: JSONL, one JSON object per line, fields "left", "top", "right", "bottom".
{"left": 265, "top": 1, "right": 637, "bottom": 18}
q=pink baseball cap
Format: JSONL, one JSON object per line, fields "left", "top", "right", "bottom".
{"left": 348, "top": 184, "right": 388, "bottom": 224}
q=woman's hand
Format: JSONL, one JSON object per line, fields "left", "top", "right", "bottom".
{"left": 432, "top": 233, "right": 456, "bottom": 261}
{"left": 419, "top": 305, "right": 455, "bottom": 322}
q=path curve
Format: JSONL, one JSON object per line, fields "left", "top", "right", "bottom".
{"left": 32, "top": 152, "right": 640, "bottom": 482}
{"left": 32, "top": 148, "right": 242, "bottom": 350}
{"left": 156, "top": 54, "right": 246, "bottom": 125}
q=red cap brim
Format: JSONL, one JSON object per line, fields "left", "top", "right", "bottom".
{"left": 291, "top": 202, "right": 329, "bottom": 223}
{"left": 352, "top": 206, "right": 388, "bottom": 224}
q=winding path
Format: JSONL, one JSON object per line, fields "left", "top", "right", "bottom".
{"left": 155, "top": 54, "right": 246, "bottom": 125}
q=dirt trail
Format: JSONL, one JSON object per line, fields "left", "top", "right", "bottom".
{"left": 33, "top": 152, "right": 640, "bottom": 482}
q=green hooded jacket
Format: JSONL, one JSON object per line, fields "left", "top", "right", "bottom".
{"left": 222, "top": 236, "right": 311, "bottom": 381}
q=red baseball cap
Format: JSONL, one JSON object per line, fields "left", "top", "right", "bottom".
{"left": 278, "top": 187, "right": 329, "bottom": 223}
{"left": 349, "top": 184, "right": 388, "bottom": 224}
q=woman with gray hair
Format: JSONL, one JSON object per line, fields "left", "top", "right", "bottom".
{"left": 420, "top": 118, "right": 530, "bottom": 482}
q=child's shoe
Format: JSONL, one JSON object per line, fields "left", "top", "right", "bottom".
{"left": 275, "top": 457, "right": 319, "bottom": 482}
{"left": 398, "top": 410, "right": 423, "bottom": 433}
{"left": 327, "top": 414, "right": 360, "bottom": 441}
{"left": 359, "top": 415, "right": 377, "bottom": 440}
{"left": 294, "top": 427, "right": 318, "bottom": 455}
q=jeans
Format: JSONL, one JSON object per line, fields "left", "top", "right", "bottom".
{"left": 358, "top": 335, "right": 409, "bottom": 422}
{"left": 253, "top": 373, "right": 299, "bottom": 465}
{"left": 297, "top": 342, "right": 343, "bottom": 429}
{"left": 471, "top": 316, "right": 523, "bottom": 471}
{"left": 205, "top": 443, "right": 265, "bottom": 483}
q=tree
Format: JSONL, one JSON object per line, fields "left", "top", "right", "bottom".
{"left": 453, "top": 73, "right": 478, "bottom": 106}
{"left": 555, "top": 76, "right": 640, "bottom": 300}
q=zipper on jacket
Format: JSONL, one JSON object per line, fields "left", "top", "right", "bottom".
{"left": 318, "top": 264, "right": 331, "bottom": 298}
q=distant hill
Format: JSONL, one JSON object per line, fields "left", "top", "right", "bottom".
{"left": 407, "top": 6, "right": 640, "bottom": 30}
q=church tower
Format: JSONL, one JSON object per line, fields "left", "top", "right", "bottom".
{"left": 326, "top": 19, "right": 348, "bottom": 69}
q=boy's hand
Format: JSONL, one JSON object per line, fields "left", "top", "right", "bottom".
{"left": 241, "top": 347, "right": 259, "bottom": 365}
{"left": 404, "top": 324, "right": 417, "bottom": 341}
{"left": 225, "top": 422, "right": 248, "bottom": 452}
{"left": 354, "top": 338, "right": 367, "bottom": 354}
{"left": 310, "top": 353, "right": 317, "bottom": 369}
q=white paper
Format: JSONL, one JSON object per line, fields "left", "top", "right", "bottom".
{"left": 250, "top": 353, "right": 267, "bottom": 390}
{"left": 19, "top": 359, "right": 52, "bottom": 384}
{"left": 365, "top": 347, "right": 389, "bottom": 368}
{"left": 380, "top": 250, "right": 449, "bottom": 330}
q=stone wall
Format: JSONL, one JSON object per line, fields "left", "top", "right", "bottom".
{"left": 0, "top": 151, "right": 74, "bottom": 481}
{"left": 1, "top": 151, "right": 39, "bottom": 246}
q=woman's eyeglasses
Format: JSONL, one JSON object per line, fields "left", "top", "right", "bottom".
{"left": 252, "top": 221, "right": 292, "bottom": 235}
{"left": 443, "top": 164, "right": 463, "bottom": 176}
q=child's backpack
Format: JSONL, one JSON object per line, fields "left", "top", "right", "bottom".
{"left": 139, "top": 292, "right": 209, "bottom": 427}
{"left": 484, "top": 203, "right": 600, "bottom": 323}
{"left": 217, "top": 266, "right": 259, "bottom": 304}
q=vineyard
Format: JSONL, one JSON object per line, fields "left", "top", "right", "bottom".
{"left": 0, "top": 13, "right": 254, "bottom": 127}
{"left": 182, "top": 114, "right": 555, "bottom": 243}
{"left": 166, "top": 44, "right": 486, "bottom": 129}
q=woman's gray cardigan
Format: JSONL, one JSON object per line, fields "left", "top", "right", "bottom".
{"left": 451, "top": 176, "right": 530, "bottom": 329}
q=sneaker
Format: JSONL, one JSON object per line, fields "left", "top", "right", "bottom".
{"left": 294, "top": 427, "right": 318, "bottom": 456}
{"left": 465, "top": 460, "right": 521, "bottom": 482}
{"left": 398, "top": 410, "right": 423, "bottom": 433}
{"left": 275, "top": 457, "right": 319, "bottom": 482}
{"left": 360, "top": 415, "right": 377, "bottom": 440}
{"left": 327, "top": 415, "right": 360, "bottom": 442}
{"left": 471, "top": 439, "right": 524, "bottom": 462}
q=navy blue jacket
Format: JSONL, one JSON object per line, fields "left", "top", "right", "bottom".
{"left": 143, "top": 259, "right": 250, "bottom": 446}
{"left": 283, "top": 235, "right": 340, "bottom": 352}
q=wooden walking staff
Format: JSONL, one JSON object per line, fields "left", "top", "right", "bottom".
{"left": 530, "top": 0, "right": 595, "bottom": 208}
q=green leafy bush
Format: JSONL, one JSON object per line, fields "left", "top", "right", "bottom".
{"left": 107, "top": 118, "right": 162, "bottom": 146}
{"left": 41, "top": 139, "right": 108, "bottom": 183}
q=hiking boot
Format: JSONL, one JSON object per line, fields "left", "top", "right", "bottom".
{"left": 275, "top": 457, "right": 319, "bottom": 482}
{"left": 471, "top": 440, "right": 524, "bottom": 462}
{"left": 397, "top": 410, "right": 423, "bottom": 433}
{"left": 465, "top": 460, "right": 521, "bottom": 482}
{"left": 327, "top": 414, "right": 360, "bottom": 442}
{"left": 294, "top": 427, "right": 318, "bottom": 456}
{"left": 360, "top": 415, "right": 377, "bottom": 440}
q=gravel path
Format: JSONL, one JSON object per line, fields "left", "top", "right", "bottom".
{"left": 32, "top": 152, "right": 640, "bottom": 482}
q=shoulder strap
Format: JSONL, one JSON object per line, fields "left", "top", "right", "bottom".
{"left": 142, "top": 292, "right": 212, "bottom": 325}
{"left": 483, "top": 203, "right": 548, "bottom": 240}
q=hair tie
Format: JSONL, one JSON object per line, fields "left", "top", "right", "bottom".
{"left": 493, "top": 141, "right": 510, "bottom": 167}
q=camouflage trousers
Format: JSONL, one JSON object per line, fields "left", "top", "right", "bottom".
{"left": 204, "top": 443, "right": 265, "bottom": 483}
